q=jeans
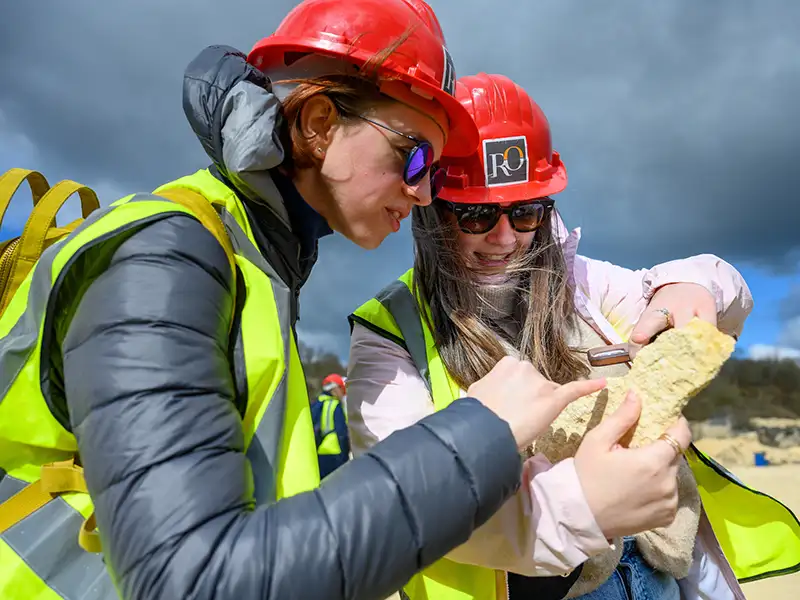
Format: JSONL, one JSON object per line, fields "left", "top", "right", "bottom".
{"left": 575, "top": 538, "right": 681, "bottom": 600}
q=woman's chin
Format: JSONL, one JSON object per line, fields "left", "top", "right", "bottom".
{"left": 468, "top": 263, "right": 512, "bottom": 284}
{"left": 476, "top": 272, "right": 512, "bottom": 284}
{"left": 347, "top": 227, "right": 386, "bottom": 250}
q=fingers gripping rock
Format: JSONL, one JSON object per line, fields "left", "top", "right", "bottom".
{"left": 532, "top": 318, "right": 736, "bottom": 462}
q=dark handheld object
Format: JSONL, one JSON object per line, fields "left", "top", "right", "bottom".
{"left": 587, "top": 343, "right": 632, "bottom": 367}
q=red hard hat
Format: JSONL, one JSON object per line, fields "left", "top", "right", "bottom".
{"left": 322, "top": 373, "right": 346, "bottom": 391}
{"left": 247, "top": 0, "right": 478, "bottom": 157}
{"left": 439, "top": 73, "right": 567, "bottom": 204}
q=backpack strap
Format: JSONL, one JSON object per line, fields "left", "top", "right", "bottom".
{"left": 0, "top": 458, "right": 87, "bottom": 534}
{"left": 0, "top": 179, "right": 100, "bottom": 312}
{"left": 156, "top": 187, "right": 237, "bottom": 293}
{"left": 0, "top": 168, "right": 50, "bottom": 228}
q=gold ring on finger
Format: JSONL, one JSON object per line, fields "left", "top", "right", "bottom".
{"left": 655, "top": 307, "right": 674, "bottom": 329}
{"left": 658, "top": 432, "right": 684, "bottom": 457}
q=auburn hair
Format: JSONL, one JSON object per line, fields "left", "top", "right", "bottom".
{"left": 277, "top": 28, "right": 414, "bottom": 171}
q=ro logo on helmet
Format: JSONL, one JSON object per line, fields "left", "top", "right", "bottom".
{"left": 483, "top": 136, "right": 528, "bottom": 186}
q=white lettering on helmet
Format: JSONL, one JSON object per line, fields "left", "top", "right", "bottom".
{"left": 483, "top": 136, "right": 529, "bottom": 186}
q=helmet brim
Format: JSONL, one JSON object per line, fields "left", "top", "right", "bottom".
{"left": 439, "top": 165, "right": 567, "bottom": 204}
{"left": 248, "top": 38, "right": 479, "bottom": 157}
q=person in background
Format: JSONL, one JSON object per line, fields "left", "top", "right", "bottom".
{"left": 312, "top": 374, "right": 351, "bottom": 478}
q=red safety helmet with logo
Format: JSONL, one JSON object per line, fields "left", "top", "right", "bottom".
{"left": 247, "top": 0, "right": 478, "bottom": 157}
{"left": 439, "top": 73, "right": 567, "bottom": 203}
{"left": 321, "top": 374, "right": 346, "bottom": 394}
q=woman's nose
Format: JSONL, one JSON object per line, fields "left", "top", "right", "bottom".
{"left": 487, "top": 214, "right": 516, "bottom": 245}
{"left": 404, "top": 174, "right": 433, "bottom": 207}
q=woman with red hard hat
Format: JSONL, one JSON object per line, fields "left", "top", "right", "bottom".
{"left": 0, "top": 4, "right": 605, "bottom": 600}
{"left": 346, "top": 73, "right": 785, "bottom": 600}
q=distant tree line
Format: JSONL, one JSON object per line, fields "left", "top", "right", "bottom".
{"left": 685, "top": 358, "right": 800, "bottom": 427}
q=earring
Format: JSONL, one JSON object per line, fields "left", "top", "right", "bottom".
{"left": 316, "top": 147, "right": 325, "bottom": 158}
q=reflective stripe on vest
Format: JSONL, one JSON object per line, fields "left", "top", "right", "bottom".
{"left": 316, "top": 398, "right": 342, "bottom": 456}
{"left": 0, "top": 472, "right": 116, "bottom": 599}
{"left": 350, "top": 267, "right": 800, "bottom": 595}
{"left": 0, "top": 169, "right": 319, "bottom": 598}
{"left": 320, "top": 397, "right": 337, "bottom": 436}
{"left": 214, "top": 208, "right": 318, "bottom": 502}
{"left": 159, "top": 170, "right": 319, "bottom": 500}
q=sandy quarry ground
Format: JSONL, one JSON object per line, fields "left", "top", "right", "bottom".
{"left": 695, "top": 433, "right": 800, "bottom": 467}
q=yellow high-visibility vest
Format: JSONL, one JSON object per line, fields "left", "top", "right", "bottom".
{"left": 316, "top": 395, "right": 344, "bottom": 455}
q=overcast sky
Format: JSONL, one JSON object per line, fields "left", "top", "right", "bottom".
{"left": 2, "top": 0, "right": 799, "bottom": 359}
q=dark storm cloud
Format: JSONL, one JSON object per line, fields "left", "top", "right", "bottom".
{"left": 432, "top": 0, "right": 800, "bottom": 269}
{"left": 2, "top": 0, "right": 799, "bottom": 357}
{"left": 0, "top": 0, "right": 298, "bottom": 191}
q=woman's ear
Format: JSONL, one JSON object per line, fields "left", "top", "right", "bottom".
{"left": 299, "top": 95, "right": 338, "bottom": 153}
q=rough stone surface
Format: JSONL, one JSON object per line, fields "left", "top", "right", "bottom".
{"left": 533, "top": 318, "right": 737, "bottom": 462}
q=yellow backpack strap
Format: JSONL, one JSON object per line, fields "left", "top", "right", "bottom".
{"left": 157, "top": 187, "right": 238, "bottom": 293}
{"left": 0, "top": 179, "right": 100, "bottom": 312}
{"left": 0, "top": 480, "right": 52, "bottom": 534}
{"left": 0, "top": 168, "right": 50, "bottom": 228}
{"left": 0, "top": 458, "right": 87, "bottom": 534}
{"left": 0, "top": 458, "right": 102, "bottom": 552}
{"left": 79, "top": 512, "right": 103, "bottom": 553}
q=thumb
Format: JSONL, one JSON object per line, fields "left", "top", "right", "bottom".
{"left": 584, "top": 390, "right": 642, "bottom": 450}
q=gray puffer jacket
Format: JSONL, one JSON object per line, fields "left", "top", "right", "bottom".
{"left": 47, "top": 46, "right": 523, "bottom": 600}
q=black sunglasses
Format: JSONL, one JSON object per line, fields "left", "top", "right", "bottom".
{"left": 357, "top": 116, "right": 446, "bottom": 199}
{"left": 438, "top": 198, "right": 555, "bottom": 234}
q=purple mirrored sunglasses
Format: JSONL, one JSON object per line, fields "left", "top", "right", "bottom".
{"left": 358, "top": 116, "right": 446, "bottom": 199}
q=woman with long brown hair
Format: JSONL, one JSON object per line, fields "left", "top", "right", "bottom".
{"left": 347, "top": 73, "right": 764, "bottom": 600}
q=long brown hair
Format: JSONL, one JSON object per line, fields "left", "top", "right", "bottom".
{"left": 411, "top": 203, "right": 589, "bottom": 390}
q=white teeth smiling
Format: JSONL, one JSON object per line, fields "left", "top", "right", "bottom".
{"left": 389, "top": 210, "right": 402, "bottom": 221}
{"left": 478, "top": 253, "right": 512, "bottom": 260}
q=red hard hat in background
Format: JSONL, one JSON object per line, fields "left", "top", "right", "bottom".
{"left": 247, "top": 0, "right": 478, "bottom": 156}
{"left": 439, "top": 73, "right": 567, "bottom": 204}
{"left": 322, "top": 373, "right": 346, "bottom": 392}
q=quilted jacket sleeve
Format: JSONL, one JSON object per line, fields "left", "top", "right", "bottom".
{"left": 57, "top": 214, "right": 522, "bottom": 600}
